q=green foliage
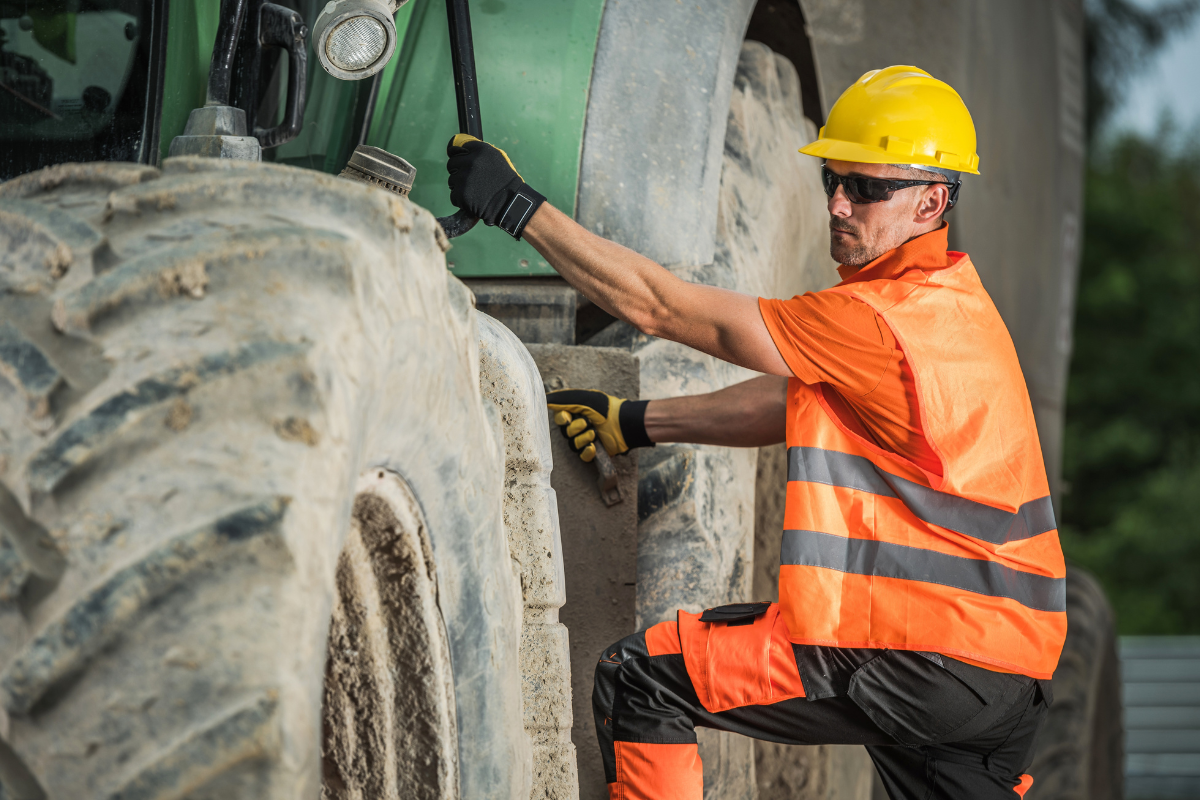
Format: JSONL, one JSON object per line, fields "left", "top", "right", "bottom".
{"left": 1061, "top": 130, "right": 1200, "bottom": 634}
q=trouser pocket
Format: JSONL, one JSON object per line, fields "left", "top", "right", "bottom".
{"left": 678, "top": 602, "right": 805, "bottom": 713}
{"left": 847, "top": 651, "right": 993, "bottom": 746}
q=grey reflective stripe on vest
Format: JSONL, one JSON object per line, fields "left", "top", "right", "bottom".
{"left": 787, "top": 447, "right": 1056, "bottom": 545}
{"left": 781, "top": 529, "right": 1067, "bottom": 613}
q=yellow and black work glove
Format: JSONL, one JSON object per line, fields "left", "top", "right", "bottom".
{"left": 546, "top": 389, "right": 654, "bottom": 463}
{"left": 446, "top": 134, "right": 546, "bottom": 240}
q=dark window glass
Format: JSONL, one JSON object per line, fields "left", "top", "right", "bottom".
{"left": 0, "top": 0, "right": 165, "bottom": 180}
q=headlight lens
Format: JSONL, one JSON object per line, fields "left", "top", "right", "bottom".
{"left": 312, "top": 0, "right": 398, "bottom": 80}
{"left": 326, "top": 16, "right": 388, "bottom": 72}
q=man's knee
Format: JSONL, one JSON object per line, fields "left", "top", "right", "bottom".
{"left": 594, "top": 620, "right": 692, "bottom": 726}
{"left": 593, "top": 620, "right": 683, "bottom": 708}
{"left": 594, "top": 630, "right": 651, "bottom": 718}
{"left": 601, "top": 630, "right": 653, "bottom": 664}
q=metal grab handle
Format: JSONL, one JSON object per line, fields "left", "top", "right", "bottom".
{"left": 592, "top": 447, "right": 623, "bottom": 507}
{"left": 437, "top": 0, "right": 481, "bottom": 239}
{"left": 206, "top": 0, "right": 249, "bottom": 107}
{"left": 437, "top": 208, "right": 479, "bottom": 238}
{"left": 254, "top": 3, "right": 309, "bottom": 148}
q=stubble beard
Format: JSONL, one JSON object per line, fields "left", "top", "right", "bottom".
{"left": 828, "top": 217, "right": 909, "bottom": 268}
{"left": 829, "top": 220, "right": 877, "bottom": 267}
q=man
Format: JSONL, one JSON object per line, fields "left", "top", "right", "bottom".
{"left": 445, "top": 66, "right": 1065, "bottom": 800}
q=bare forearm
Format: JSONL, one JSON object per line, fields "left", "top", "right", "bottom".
{"left": 644, "top": 375, "right": 787, "bottom": 447}
{"left": 522, "top": 204, "right": 791, "bottom": 376}
{"left": 522, "top": 202, "right": 677, "bottom": 328}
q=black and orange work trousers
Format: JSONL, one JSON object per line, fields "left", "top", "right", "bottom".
{"left": 593, "top": 604, "right": 1050, "bottom": 800}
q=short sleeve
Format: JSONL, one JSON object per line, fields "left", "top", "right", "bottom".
{"left": 758, "top": 292, "right": 896, "bottom": 398}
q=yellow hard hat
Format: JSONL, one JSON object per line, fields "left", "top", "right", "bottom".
{"left": 799, "top": 66, "right": 980, "bottom": 175}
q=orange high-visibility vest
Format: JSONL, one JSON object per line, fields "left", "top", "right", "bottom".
{"left": 778, "top": 252, "right": 1067, "bottom": 679}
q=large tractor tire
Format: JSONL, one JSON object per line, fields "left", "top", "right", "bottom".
{"left": 1026, "top": 566, "right": 1124, "bottom": 800}
{"left": 0, "top": 159, "right": 528, "bottom": 799}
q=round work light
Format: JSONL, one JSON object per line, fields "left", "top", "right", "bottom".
{"left": 312, "top": 0, "right": 400, "bottom": 80}
{"left": 326, "top": 16, "right": 388, "bottom": 71}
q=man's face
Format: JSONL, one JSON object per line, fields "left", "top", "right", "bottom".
{"left": 825, "top": 160, "right": 945, "bottom": 268}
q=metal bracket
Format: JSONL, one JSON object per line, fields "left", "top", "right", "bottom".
{"left": 167, "top": 105, "right": 261, "bottom": 161}
{"left": 592, "top": 447, "right": 623, "bottom": 507}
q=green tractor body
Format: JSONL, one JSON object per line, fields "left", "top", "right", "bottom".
{"left": 2, "top": 0, "right": 601, "bottom": 277}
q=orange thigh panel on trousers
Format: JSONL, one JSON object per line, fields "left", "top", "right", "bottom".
{"left": 611, "top": 742, "right": 702, "bottom": 800}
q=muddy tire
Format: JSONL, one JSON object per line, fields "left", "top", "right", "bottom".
{"left": 0, "top": 159, "right": 527, "bottom": 799}
{"left": 1026, "top": 566, "right": 1124, "bottom": 800}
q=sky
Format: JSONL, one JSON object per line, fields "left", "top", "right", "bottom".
{"left": 1107, "top": 5, "right": 1200, "bottom": 136}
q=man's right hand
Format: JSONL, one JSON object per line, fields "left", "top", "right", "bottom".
{"left": 446, "top": 134, "right": 546, "bottom": 239}
{"left": 546, "top": 389, "right": 653, "bottom": 463}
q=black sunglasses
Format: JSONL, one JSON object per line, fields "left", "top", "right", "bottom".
{"left": 822, "top": 165, "right": 961, "bottom": 207}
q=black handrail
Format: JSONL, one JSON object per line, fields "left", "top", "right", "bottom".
{"left": 437, "top": 0, "right": 481, "bottom": 238}
{"left": 206, "top": 0, "right": 249, "bottom": 106}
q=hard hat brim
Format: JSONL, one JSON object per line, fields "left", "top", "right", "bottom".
{"left": 799, "top": 138, "right": 980, "bottom": 175}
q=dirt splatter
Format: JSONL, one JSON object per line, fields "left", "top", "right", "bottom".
{"left": 386, "top": 197, "right": 413, "bottom": 233}
{"left": 158, "top": 260, "right": 208, "bottom": 299}
{"left": 46, "top": 242, "right": 71, "bottom": 278}
{"left": 434, "top": 221, "right": 451, "bottom": 254}
{"left": 165, "top": 398, "right": 192, "bottom": 431}
{"left": 102, "top": 191, "right": 139, "bottom": 222}
{"left": 274, "top": 416, "right": 319, "bottom": 446}
{"left": 163, "top": 646, "right": 199, "bottom": 669}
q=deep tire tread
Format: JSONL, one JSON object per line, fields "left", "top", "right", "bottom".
{"left": 26, "top": 341, "right": 307, "bottom": 494}
{"left": 0, "top": 498, "right": 289, "bottom": 716}
{"left": 103, "top": 693, "right": 278, "bottom": 800}
{"left": 50, "top": 229, "right": 348, "bottom": 336}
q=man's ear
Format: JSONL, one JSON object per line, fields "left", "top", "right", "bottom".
{"left": 914, "top": 184, "right": 949, "bottom": 224}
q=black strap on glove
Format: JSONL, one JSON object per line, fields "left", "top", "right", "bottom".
{"left": 446, "top": 134, "right": 546, "bottom": 239}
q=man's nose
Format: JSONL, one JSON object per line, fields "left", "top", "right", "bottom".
{"left": 828, "top": 185, "right": 853, "bottom": 217}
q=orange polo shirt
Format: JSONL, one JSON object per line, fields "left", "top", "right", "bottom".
{"left": 759, "top": 226, "right": 956, "bottom": 477}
